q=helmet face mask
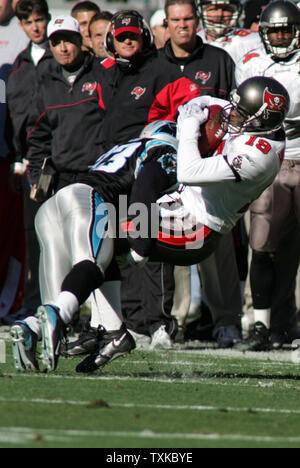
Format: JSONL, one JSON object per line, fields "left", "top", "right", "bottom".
{"left": 221, "top": 99, "right": 268, "bottom": 134}
{"left": 259, "top": 0, "right": 300, "bottom": 59}
{"left": 220, "top": 77, "right": 290, "bottom": 135}
{"left": 260, "top": 23, "right": 300, "bottom": 59}
{"left": 198, "top": 0, "right": 242, "bottom": 38}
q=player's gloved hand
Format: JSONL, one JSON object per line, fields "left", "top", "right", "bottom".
{"left": 177, "top": 103, "right": 209, "bottom": 139}
{"left": 178, "top": 102, "right": 209, "bottom": 123}
{"left": 117, "top": 249, "right": 149, "bottom": 268}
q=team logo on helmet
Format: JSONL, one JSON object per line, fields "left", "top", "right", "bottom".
{"left": 195, "top": 71, "right": 211, "bottom": 84}
{"left": 131, "top": 87, "right": 146, "bottom": 100}
{"left": 82, "top": 82, "right": 97, "bottom": 96}
{"left": 263, "top": 87, "right": 287, "bottom": 115}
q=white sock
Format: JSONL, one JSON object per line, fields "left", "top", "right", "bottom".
{"left": 253, "top": 308, "right": 271, "bottom": 329}
{"left": 53, "top": 291, "right": 79, "bottom": 324}
{"left": 90, "top": 281, "right": 123, "bottom": 331}
{"left": 24, "top": 316, "right": 41, "bottom": 339}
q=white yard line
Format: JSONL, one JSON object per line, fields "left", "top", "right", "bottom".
{"left": 0, "top": 426, "right": 299, "bottom": 445}
{"left": 122, "top": 359, "right": 299, "bottom": 369}
{"left": 3, "top": 371, "right": 300, "bottom": 389}
{"left": 0, "top": 395, "right": 299, "bottom": 416}
{"left": 169, "top": 348, "right": 298, "bottom": 363}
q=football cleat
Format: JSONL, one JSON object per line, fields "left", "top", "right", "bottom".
{"left": 213, "top": 325, "right": 242, "bottom": 349}
{"left": 235, "top": 321, "right": 271, "bottom": 351}
{"left": 150, "top": 325, "right": 173, "bottom": 350}
{"left": 10, "top": 322, "right": 39, "bottom": 371}
{"left": 76, "top": 324, "right": 136, "bottom": 373}
{"left": 60, "top": 324, "right": 104, "bottom": 357}
{"left": 37, "top": 305, "right": 66, "bottom": 371}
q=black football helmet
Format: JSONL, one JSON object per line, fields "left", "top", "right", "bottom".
{"left": 198, "top": 0, "right": 243, "bottom": 37}
{"left": 221, "top": 76, "right": 290, "bottom": 134}
{"left": 259, "top": 0, "right": 300, "bottom": 59}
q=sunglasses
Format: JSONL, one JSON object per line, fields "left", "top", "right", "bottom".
{"left": 114, "top": 32, "right": 142, "bottom": 42}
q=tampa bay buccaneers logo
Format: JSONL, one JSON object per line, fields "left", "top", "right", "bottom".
{"left": 82, "top": 82, "right": 97, "bottom": 96}
{"left": 131, "top": 87, "right": 146, "bottom": 100}
{"left": 263, "top": 87, "right": 286, "bottom": 115}
{"left": 195, "top": 71, "right": 211, "bottom": 84}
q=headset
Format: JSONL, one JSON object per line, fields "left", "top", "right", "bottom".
{"left": 104, "top": 10, "right": 153, "bottom": 57}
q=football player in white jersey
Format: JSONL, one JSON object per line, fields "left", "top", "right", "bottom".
{"left": 10, "top": 76, "right": 289, "bottom": 373}
{"left": 195, "top": 0, "right": 261, "bottom": 348}
{"left": 197, "top": 0, "right": 262, "bottom": 63}
{"left": 235, "top": 0, "right": 300, "bottom": 350}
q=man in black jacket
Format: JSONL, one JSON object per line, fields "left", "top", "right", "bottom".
{"left": 27, "top": 14, "right": 106, "bottom": 195}
{"left": 8, "top": 0, "right": 52, "bottom": 169}
{"left": 161, "top": 0, "right": 235, "bottom": 100}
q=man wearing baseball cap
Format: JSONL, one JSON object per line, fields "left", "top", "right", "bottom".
{"left": 27, "top": 15, "right": 107, "bottom": 197}
{"left": 46, "top": 15, "right": 84, "bottom": 71}
{"left": 102, "top": 11, "right": 147, "bottom": 63}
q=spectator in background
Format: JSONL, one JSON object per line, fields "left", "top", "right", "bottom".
{"left": 89, "top": 11, "right": 113, "bottom": 59}
{"left": 0, "top": 0, "right": 29, "bottom": 322}
{"left": 7, "top": 0, "right": 53, "bottom": 323}
{"left": 150, "top": 8, "right": 169, "bottom": 49}
{"left": 71, "top": 0, "right": 100, "bottom": 53}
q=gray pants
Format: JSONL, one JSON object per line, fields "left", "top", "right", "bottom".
{"left": 35, "top": 183, "right": 114, "bottom": 304}
{"left": 250, "top": 160, "right": 300, "bottom": 252}
{"left": 249, "top": 160, "right": 300, "bottom": 331}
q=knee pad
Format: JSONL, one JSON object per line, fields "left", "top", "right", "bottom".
{"left": 61, "top": 260, "right": 104, "bottom": 305}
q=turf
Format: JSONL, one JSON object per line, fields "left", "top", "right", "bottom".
{"left": 1, "top": 335, "right": 300, "bottom": 448}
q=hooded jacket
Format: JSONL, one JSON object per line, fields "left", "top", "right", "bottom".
{"left": 160, "top": 37, "right": 236, "bottom": 100}
{"left": 96, "top": 45, "right": 201, "bottom": 152}
{"left": 27, "top": 53, "right": 106, "bottom": 184}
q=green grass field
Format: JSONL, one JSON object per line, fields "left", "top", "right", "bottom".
{"left": 1, "top": 331, "right": 300, "bottom": 448}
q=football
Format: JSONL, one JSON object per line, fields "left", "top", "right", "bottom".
{"left": 198, "top": 104, "right": 226, "bottom": 157}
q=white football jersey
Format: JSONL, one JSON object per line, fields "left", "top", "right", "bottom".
{"left": 197, "top": 27, "right": 262, "bottom": 64}
{"left": 161, "top": 96, "right": 285, "bottom": 235}
{"left": 235, "top": 45, "right": 300, "bottom": 160}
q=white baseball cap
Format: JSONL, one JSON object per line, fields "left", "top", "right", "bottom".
{"left": 47, "top": 15, "right": 80, "bottom": 38}
{"left": 150, "top": 9, "right": 166, "bottom": 29}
